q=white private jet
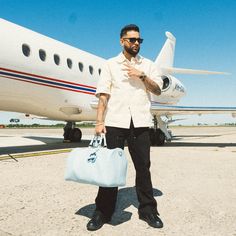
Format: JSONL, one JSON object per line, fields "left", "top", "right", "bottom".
{"left": 0, "top": 18, "right": 235, "bottom": 145}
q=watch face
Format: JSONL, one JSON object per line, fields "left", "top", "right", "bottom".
{"left": 139, "top": 73, "right": 146, "bottom": 81}
{"left": 139, "top": 73, "right": 144, "bottom": 78}
{"left": 139, "top": 75, "right": 146, "bottom": 81}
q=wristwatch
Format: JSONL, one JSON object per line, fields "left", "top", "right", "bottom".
{"left": 139, "top": 72, "right": 147, "bottom": 81}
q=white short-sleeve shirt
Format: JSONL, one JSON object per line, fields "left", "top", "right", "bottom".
{"left": 96, "top": 53, "right": 163, "bottom": 128}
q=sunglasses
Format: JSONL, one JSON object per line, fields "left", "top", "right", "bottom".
{"left": 123, "top": 37, "right": 144, "bottom": 44}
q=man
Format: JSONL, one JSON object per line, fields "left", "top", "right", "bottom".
{"left": 86, "top": 24, "right": 163, "bottom": 231}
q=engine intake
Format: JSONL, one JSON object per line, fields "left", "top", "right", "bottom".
{"left": 161, "top": 76, "right": 171, "bottom": 90}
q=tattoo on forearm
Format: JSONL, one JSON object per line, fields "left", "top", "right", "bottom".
{"left": 143, "top": 77, "right": 161, "bottom": 96}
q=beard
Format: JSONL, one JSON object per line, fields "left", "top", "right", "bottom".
{"left": 124, "top": 44, "right": 140, "bottom": 57}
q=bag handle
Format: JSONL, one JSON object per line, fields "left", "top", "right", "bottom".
{"left": 89, "top": 134, "right": 107, "bottom": 148}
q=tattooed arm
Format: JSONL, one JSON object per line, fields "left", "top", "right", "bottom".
{"left": 141, "top": 74, "right": 161, "bottom": 96}
{"left": 95, "top": 93, "right": 109, "bottom": 134}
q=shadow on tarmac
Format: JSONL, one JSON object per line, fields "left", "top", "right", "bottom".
{"left": 172, "top": 134, "right": 222, "bottom": 138}
{"left": 0, "top": 137, "right": 91, "bottom": 156}
{"left": 1, "top": 134, "right": 235, "bottom": 156}
{"left": 165, "top": 141, "right": 236, "bottom": 148}
{"left": 76, "top": 186, "right": 163, "bottom": 226}
{"left": 164, "top": 134, "right": 236, "bottom": 147}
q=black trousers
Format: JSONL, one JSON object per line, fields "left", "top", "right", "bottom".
{"left": 95, "top": 120, "right": 157, "bottom": 220}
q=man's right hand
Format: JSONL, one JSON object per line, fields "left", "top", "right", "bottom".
{"left": 95, "top": 123, "right": 106, "bottom": 135}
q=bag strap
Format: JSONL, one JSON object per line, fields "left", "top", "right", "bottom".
{"left": 103, "top": 134, "right": 107, "bottom": 147}
{"left": 89, "top": 134, "right": 107, "bottom": 148}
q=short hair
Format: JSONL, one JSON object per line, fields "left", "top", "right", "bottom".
{"left": 120, "top": 24, "right": 140, "bottom": 38}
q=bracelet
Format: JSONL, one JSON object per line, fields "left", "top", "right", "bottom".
{"left": 95, "top": 122, "right": 104, "bottom": 126}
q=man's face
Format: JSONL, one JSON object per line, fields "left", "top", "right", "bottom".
{"left": 120, "top": 30, "right": 142, "bottom": 57}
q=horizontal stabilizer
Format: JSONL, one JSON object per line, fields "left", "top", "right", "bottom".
{"left": 161, "top": 66, "right": 230, "bottom": 75}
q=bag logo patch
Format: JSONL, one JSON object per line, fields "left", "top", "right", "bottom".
{"left": 87, "top": 152, "right": 97, "bottom": 163}
{"left": 118, "top": 151, "right": 123, "bottom": 157}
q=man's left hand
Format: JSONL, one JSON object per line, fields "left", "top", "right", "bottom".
{"left": 122, "top": 63, "right": 142, "bottom": 79}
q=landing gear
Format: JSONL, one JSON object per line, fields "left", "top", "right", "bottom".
{"left": 63, "top": 121, "right": 82, "bottom": 142}
{"left": 149, "top": 115, "right": 166, "bottom": 146}
{"left": 149, "top": 128, "right": 165, "bottom": 146}
{"left": 69, "top": 128, "right": 82, "bottom": 142}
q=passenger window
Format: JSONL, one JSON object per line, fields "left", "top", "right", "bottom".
{"left": 89, "top": 65, "right": 94, "bottom": 75}
{"left": 98, "top": 68, "right": 101, "bottom": 75}
{"left": 67, "top": 58, "right": 72, "bottom": 69}
{"left": 54, "top": 54, "right": 60, "bottom": 65}
{"left": 39, "top": 49, "right": 46, "bottom": 61}
{"left": 78, "top": 62, "right": 84, "bottom": 72}
{"left": 22, "top": 44, "right": 30, "bottom": 57}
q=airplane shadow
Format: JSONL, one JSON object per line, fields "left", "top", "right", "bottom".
{"left": 0, "top": 136, "right": 91, "bottom": 155}
{"left": 165, "top": 141, "right": 236, "bottom": 147}
{"left": 75, "top": 186, "right": 162, "bottom": 226}
{"left": 172, "top": 134, "right": 221, "bottom": 139}
{"left": 166, "top": 134, "right": 236, "bottom": 147}
{"left": 1, "top": 133, "right": 235, "bottom": 156}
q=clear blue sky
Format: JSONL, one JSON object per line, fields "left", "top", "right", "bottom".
{"left": 0, "top": 0, "right": 236, "bottom": 125}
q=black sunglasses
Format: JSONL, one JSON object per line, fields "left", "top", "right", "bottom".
{"left": 123, "top": 37, "right": 144, "bottom": 44}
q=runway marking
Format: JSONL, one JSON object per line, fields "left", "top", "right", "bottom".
{"left": 0, "top": 149, "right": 72, "bottom": 161}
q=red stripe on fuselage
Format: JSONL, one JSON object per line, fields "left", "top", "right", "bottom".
{"left": 0, "top": 75, "right": 95, "bottom": 95}
{"left": 0, "top": 67, "right": 96, "bottom": 89}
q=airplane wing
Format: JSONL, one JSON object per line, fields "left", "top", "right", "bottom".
{"left": 151, "top": 102, "right": 236, "bottom": 117}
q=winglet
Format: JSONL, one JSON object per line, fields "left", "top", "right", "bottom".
{"left": 165, "top": 31, "right": 176, "bottom": 41}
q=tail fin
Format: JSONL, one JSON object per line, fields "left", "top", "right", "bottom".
{"left": 155, "top": 31, "right": 229, "bottom": 75}
{"left": 155, "top": 31, "right": 176, "bottom": 69}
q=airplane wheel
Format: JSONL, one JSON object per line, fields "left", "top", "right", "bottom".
{"left": 70, "top": 128, "right": 82, "bottom": 142}
{"left": 149, "top": 128, "right": 165, "bottom": 146}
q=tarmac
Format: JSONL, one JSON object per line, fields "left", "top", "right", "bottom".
{"left": 0, "top": 126, "right": 236, "bottom": 236}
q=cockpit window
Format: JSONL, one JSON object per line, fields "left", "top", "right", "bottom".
{"left": 98, "top": 68, "right": 101, "bottom": 75}
{"left": 39, "top": 49, "right": 46, "bottom": 61}
{"left": 22, "top": 44, "right": 30, "bottom": 57}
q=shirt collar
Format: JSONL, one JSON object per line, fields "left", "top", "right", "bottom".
{"left": 115, "top": 52, "right": 143, "bottom": 64}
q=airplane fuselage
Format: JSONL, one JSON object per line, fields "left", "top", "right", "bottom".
{"left": 0, "top": 18, "right": 186, "bottom": 122}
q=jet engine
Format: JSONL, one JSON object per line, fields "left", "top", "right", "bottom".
{"left": 151, "top": 75, "right": 186, "bottom": 104}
